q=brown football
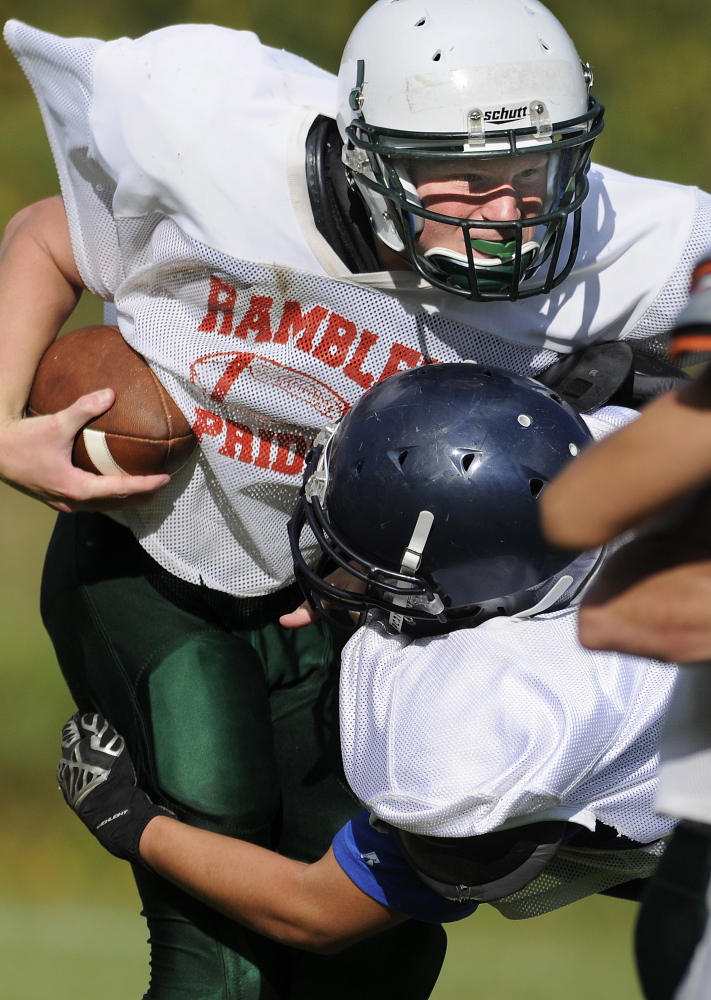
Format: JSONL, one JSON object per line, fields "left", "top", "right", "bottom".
{"left": 28, "top": 325, "right": 197, "bottom": 476}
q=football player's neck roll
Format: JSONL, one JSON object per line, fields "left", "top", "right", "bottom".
{"left": 336, "top": 0, "right": 603, "bottom": 302}
{"left": 289, "top": 362, "right": 603, "bottom": 637}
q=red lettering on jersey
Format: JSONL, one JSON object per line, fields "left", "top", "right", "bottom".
{"left": 193, "top": 407, "right": 224, "bottom": 440}
{"left": 378, "top": 343, "right": 423, "bottom": 381}
{"left": 343, "top": 330, "right": 379, "bottom": 388}
{"left": 198, "top": 277, "right": 237, "bottom": 336}
{"left": 219, "top": 421, "right": 253, "bottom": 463}
{"left": 191, "top": 406, "right": 309, "bottom": 476}
{"left": 272, "top": 433, "right": 308, "bottom": 476}
{"left": 233, "top": 296, "right": 274, "bottom": 342}
{"left": 210, "top": 352, "right": 255, "bottom": 402}
{"left": 273, "top": 300, "right": 328, "bottom": 351}
{"left": 313, "top": 313, "right": 358, "bottom": 368}
{"left": 254, "top": 429, "right": 275, "bottom": 469}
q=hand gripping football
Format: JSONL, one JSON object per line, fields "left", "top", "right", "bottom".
{"left": 28, "top": 325, "right": 197, "bottom": 476}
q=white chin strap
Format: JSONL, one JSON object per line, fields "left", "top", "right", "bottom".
{"left": 512, "top": 574, "right": 574, "bottom": 622}
{"left": 389, "top": 510, "right": 438, "bottom": 632}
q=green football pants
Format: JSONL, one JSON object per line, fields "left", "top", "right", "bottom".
{"left": 636, "top": 824, "right": 711, "bottom": 1000}
{"left": 41, "top": 512, "right": 446, "bottom": 1000}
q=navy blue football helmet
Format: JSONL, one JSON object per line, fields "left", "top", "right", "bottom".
{"left": 289, "top": 363, "right": 602, "bottom": 635}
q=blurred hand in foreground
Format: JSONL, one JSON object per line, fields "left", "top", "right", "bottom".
{"left": 541, "top": 366, "right": 711, "bottom": 662}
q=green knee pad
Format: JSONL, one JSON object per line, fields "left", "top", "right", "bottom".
{"left": 148, "top": 633, "right": 280, "bottom": 831}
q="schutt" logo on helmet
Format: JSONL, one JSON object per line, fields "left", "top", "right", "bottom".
{"left": 484, "top": 106, "right": 528, "bottom": 123}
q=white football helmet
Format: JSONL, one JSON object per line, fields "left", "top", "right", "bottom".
{"left": 337, "top": 0, "right": 604, "bottom": 301}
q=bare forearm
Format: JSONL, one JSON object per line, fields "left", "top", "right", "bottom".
{"left": 0, "top": 196, "right": 84, "bottom": 421}
{"left": 140, "top": 816, "right": 402, "bottom": 953}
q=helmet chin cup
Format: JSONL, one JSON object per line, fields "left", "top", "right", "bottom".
{"left": 425, "top": 241, "right": 541, "bottom": 295}
{"left": 468, "top": 239, "right": 537, "bottom": 264}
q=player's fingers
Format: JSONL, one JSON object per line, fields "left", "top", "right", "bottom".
{"left": 578, "top": 604, "right": 665, "bottom": 658}
{"left": 279, "top": 603, "right": 318, "bottom": 629}
{"left": 76, "top": 471, "right": 171, "bottom": 497}
{"left": 41, "top": 470, "right": 170, "bottom": 511}
{"left": 57, "top": 388, "right": 116, "bottom": 435}
{"left": 47, "top": 500, "right": 75, "bottom": 514}
{"left": 582, "top": 537, "right": 705, "bottom": 607}
{"left": 280, "top": 567, "right": 366, "bottom": 629}
{"left": 579, "top": 560, "right": 711, "bottom": 662}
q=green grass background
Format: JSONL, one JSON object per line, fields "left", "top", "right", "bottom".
{"left": 1, "top": 0, "right": 709, "bottom": 994}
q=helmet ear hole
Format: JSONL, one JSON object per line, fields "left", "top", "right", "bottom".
{"left": 388, "top": 448, "right": 411, "bottom": 470}
{"left": 529, "top": 478, "right": 545, "bottom": 498}
{"left": 461, "top": 452, "right": 478, "bottom": 473}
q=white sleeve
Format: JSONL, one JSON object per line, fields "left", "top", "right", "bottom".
{"left": 5, "top": 20, "right": 338, "bottom": 283}
{"left": 4, "top": 20, "right": 123, "bottom": 299}
{"left": 627, "top": 187, "right": 711, "bottom": 346}
{"left": 582, "top": 404, "right": 639, "bottom": 441}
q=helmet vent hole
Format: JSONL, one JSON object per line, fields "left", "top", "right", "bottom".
{"left": 355, "top": 459, "right": 365, "bottom": 475}
{"left": 539, "top": 38, "right": 550, "bottom": 51}
{"left": 461, "top": 452, "right": 479, "bottom": 473}
{"left": 398, "top": 450, "right": 409, "bottom": 466}
{"left": 549, "top": 392, "right": 563, "bottom": 404}
{"left": 415, "top": 17, "right": 426, "bottom": 26}
{"left": 529, "top": 478, "right": 545, "bottom": 498}
{"left": 482, "top": 369, "right": 493, "bottom": 377}
{"left": 432, "top": 50, "right": 441, "bottom": 61}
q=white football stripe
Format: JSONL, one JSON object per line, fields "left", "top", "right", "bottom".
{"left": 82, "top": 428, "right": 128, "bottom": 476}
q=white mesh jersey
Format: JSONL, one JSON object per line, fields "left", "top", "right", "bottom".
{"left": 6, "top": 20, "right": 711, "bottom": 596}
{"left": 340, "top": 609, "right": 676, "bottom": 845}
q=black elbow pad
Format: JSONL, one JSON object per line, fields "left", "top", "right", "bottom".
{"left": 393, "top": 821, "right": 569, "bottom": 903}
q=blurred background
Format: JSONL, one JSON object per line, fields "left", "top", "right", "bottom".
{"left": 0, "top": 0, "right": 709, "bottom": 996}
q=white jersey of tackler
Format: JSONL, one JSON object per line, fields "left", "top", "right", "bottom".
{"left": 340, "top": 606, "right": 676, "bottom": 847}
{"left": 6, "top": 20, "right": 711, "bottom": 596}
{"left": 338, "top": 399, "right": 675, "bottom": 850}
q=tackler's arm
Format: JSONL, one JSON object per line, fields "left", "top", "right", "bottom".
{"left": 58, "top": 713, "right": 405, "bottom": 954}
